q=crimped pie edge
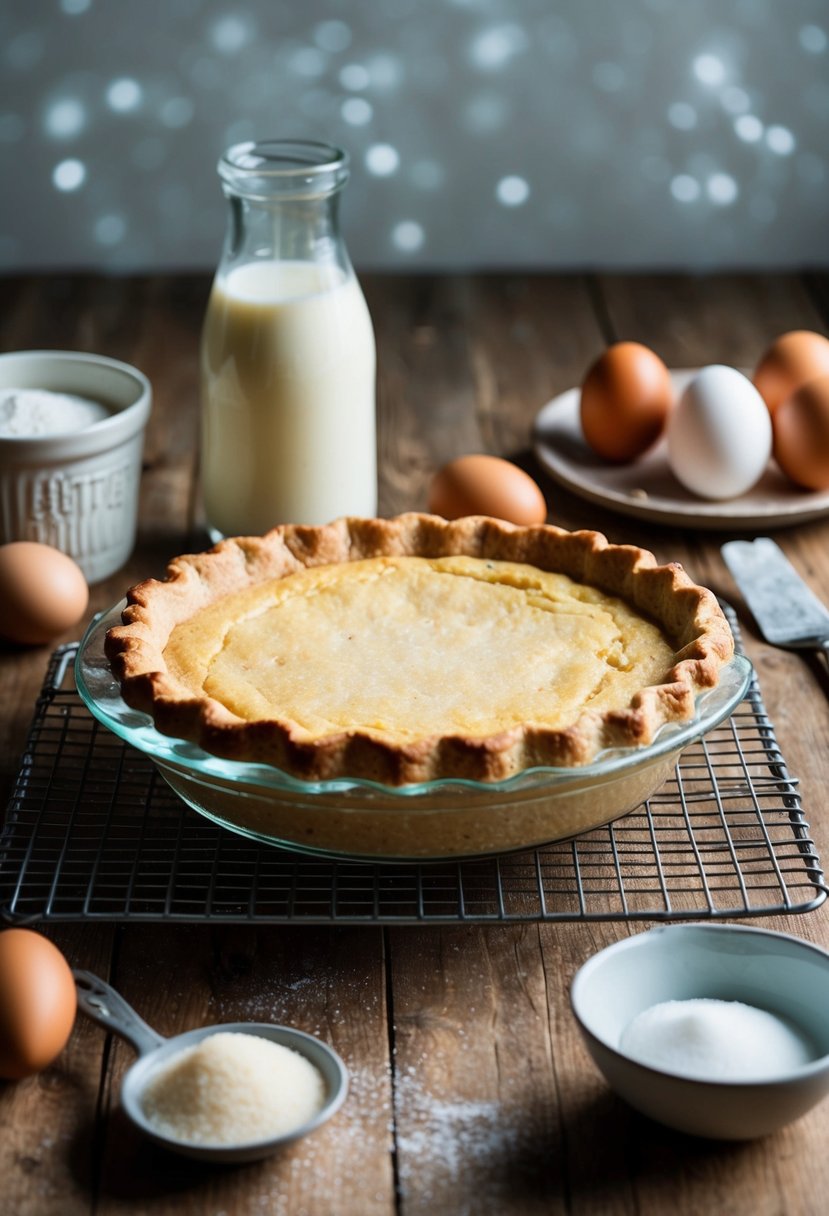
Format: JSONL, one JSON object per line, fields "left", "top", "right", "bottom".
{"left": 104, "top": 513, "right": 735, "bottom": 784}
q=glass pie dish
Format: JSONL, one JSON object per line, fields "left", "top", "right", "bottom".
{"left": 76, "top": 602, "right": 753, "bottom": 862}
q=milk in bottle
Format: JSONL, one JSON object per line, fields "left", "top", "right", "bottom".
{"left": 200, "top": 141, "right": 377, "bottom": 539}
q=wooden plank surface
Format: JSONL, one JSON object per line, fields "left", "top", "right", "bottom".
{"left": 1, "top": 272, "right": 828, "bottom": 1216}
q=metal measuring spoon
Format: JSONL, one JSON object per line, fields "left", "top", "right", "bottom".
{"left": 73, "top": 970, "right": 349, "bottom": 1164}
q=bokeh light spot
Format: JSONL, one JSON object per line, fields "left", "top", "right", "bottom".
{"left": 366, "top": 53, "right": 402, "bottom": 91}
{"left": 60, "top": 0, "right": 92, "bottom": 13}
{"left": 161, "top": 97, "right": 195, "bottom": 129}
{"left": 341, "top": 97, "right": 373, "bottom": 126}
{"left": 314, "top": 21, "right": 351, "bottom": 53}
{"left": 464, "top": 93, "right": 507, "bottom": 133}
{"left": 720, "top": 86, "right": 751, "bottom": 114}
{"left": 496, "top": 175, "right": 530, "bottom": 206}
{"left": 799, "top": 25, "right": 827, "bottom": 54}
{"left": 734, "top": 114, "right": 763, "bottom": 143}
{"left": 766, "top": 125, "right": 796, "bottom": 155}
{"left": 107, "top": 78, "right": 142, "bottom": 113}
{"left": 211, "top": 15, "right": 253, "bottom": 55}
{"left": 52, "top": 158, "right": 86, "bottom": 191}
{"left": 45, "top": 99, "right": 86, "bottom": 139}
{"left": 668, "top": 102, "right": 697, "bottom": 130}
{"left": 290, "top": 48, "right": 328, "bottom": 78}
{"left": 365, "top": 143, "right": 400, "bottom": 176}
{"left": 340, "top": 63, "right": 370, "bottom": 91}
{"left": 692, "top": 53, "right": 726, "bottom": 86}
{"left": 670, "top": 174, "right": 700, "bottom": 203}
{"left": 94, "top": 214, "right": 126, "bottom": 246}
{"left": 469, "top": 23, "right": 528, "bottom": 71}
{"left": 392, "top": 221, "right": 424, "bottom": 252}
{"left": 707, "top": 173, "right": 738, "bottom": 205}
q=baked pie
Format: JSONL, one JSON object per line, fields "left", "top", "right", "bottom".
{"left": 105, "top": 513, "right": 734, "bottom": 785}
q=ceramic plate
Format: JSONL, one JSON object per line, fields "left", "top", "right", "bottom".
{"left": 532, "top": 370, "right": 829, "bottom": 530}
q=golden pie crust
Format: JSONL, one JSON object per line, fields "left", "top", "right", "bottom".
{"left": 105, "top": 513, "right": 734, "bottom": 784}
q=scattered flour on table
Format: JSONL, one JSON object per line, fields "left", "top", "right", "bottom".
{"left": 229, "top": 1061, "right": 395, "bottom": 1216}
{"left": 0, "top": 388, "right": 109, "bottom": 436}
{"left": 393, "top": 1072, "right": 535, "bottom": 1213}
{"left": 141, "top": 1031, "right": 326, "bottom": 1145}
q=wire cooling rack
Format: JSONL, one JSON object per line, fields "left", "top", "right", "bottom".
{"left": 0, "top": 619, "right": 825, "bottom": 925}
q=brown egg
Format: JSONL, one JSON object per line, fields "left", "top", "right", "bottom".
{"left": 753, "top": 330, "right": 829, "bottom": 416}
{"left": 0, "top": 929, "right": 77, "bottom": 1079}
{"left": 580, "top": 342, "right": 673, "bottom": 462}
{"left": 773, "top": 373, "right": 829, "bottom": 490}
{"left": 428, "top": 455, "right": 547, "bottom": 525}
{"left": 0, "top": 542, "right": 88, "bottom": 645}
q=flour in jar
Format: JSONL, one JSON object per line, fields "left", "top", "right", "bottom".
{"left": 0, "top": 388, "right": 109, "bottom": 437}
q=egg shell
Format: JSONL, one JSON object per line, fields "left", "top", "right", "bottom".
{"left": 667, "top": 365, "right": 772, "bottom": 500}
{"left": 0, "top": 542, "right": 89, "bottom": 645}
{"left": 0, "top": 929, "right": 77, "bottom": 1080}
{"left": 753, "top": 330, "right": 829, "bottom": 416}
{"left": 580, "top": 342, "right": 673, "bottom": 463}
{"left": 773, "top": 373, "right": 829, "bottom": 490}
{"left": 428, "top": 455, "right": 547, "bottom": 525}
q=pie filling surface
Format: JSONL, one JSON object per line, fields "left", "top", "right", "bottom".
{"left": 106, "top": 513, "right": 734, "bottom": 783}
{"left": 163, "top": 554, "right": 676, "bottom": 745}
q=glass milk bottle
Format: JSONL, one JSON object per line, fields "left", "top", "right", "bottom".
{"left": 200, "top": 140, "right": 377, "bottom": 540}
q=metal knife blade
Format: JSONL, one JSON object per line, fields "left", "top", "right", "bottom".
{"left": 721, "top": 538, "right": 829, "bottom": 651}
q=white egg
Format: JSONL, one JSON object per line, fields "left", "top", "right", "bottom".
{"left": 667, "top": 365, "right": 772, "bottom": 500}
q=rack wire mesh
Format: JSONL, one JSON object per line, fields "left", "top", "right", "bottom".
{"left": 0, "top": 617, "right": 825, "bottom": 925}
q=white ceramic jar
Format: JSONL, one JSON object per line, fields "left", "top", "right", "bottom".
{"left": 0, "top": 350, "right": 151, "bottom": 582}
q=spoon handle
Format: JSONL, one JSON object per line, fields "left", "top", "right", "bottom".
{"left": 73, "top": 969, "right": 166, "bottom": 1057}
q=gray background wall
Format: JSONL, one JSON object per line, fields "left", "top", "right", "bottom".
{"left": 1, "top": 0, "right": 827, "bottom": 272}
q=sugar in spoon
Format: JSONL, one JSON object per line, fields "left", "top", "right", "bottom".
{"left": 73, "top": 969, "right": 348, "bottom": 1164}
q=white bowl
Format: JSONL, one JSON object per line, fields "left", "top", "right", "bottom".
{"left": 0, "top": 350, "right": 151, "bottom": 582}
{"left": 570, "top": 924, "right": 829, "bottom": 1139}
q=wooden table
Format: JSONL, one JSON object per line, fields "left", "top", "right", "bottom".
{"left": 1, "top": 272, "right": 828, "bottom": 1216}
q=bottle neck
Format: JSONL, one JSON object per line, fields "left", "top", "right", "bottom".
{"left": 223, "top": 190, "right": 349, "bottom": 273}
{"left": 217, "top": 139, "right": 352, "bottom": 275}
